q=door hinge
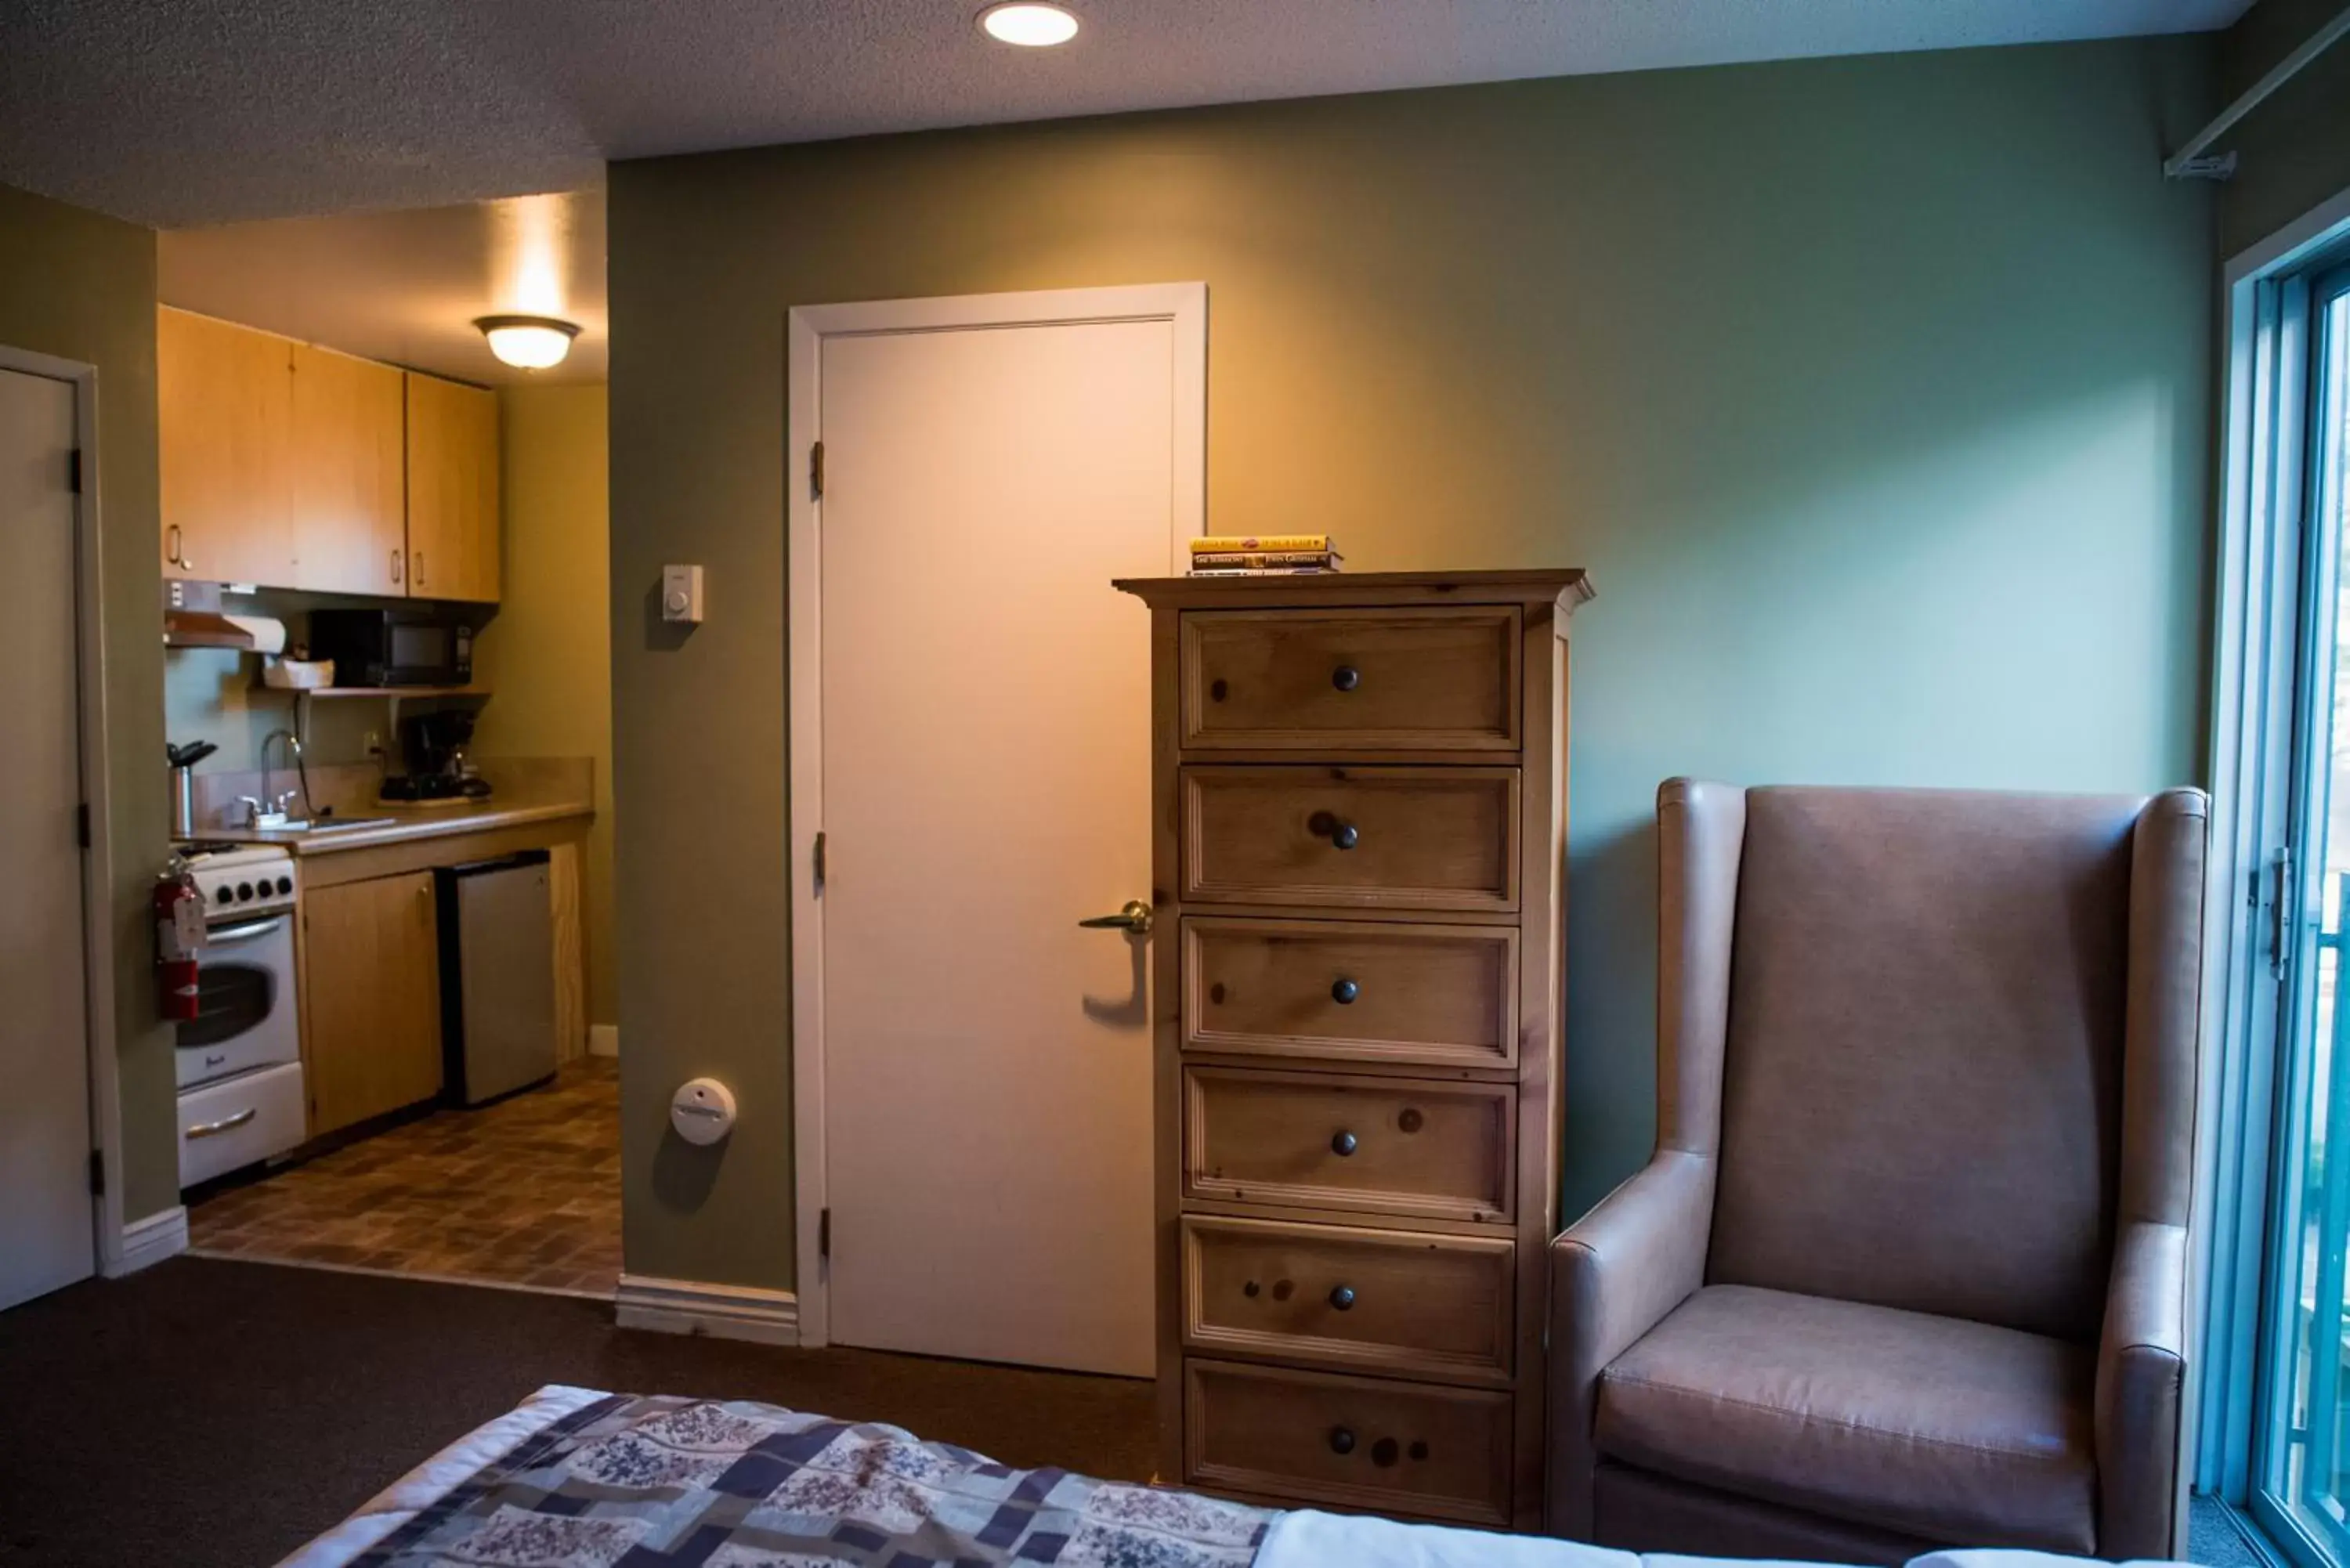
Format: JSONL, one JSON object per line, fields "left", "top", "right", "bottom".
{"left": 819, "top": 1206, "right": 831, "bottom": 1263}
{"left": 89, "top": 1149, "right": 105, "bottom": 1197}
{"left": 810, "top": 440, "right": 825, "bottom": 500}
{"left": 813, "top": 830, "right": 826, "bottom": 892}
{"left": 76, "top": 802, "right": 91, "bottom": 849}
{"left": 67, "top": 447, "right": 84, "bottom": 495}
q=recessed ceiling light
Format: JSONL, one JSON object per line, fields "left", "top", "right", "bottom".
{"left": 978, "top": 2, "right": 1079, "bottom": 47}
{"left": 474, "top": 314, "right": 580, "bottom": 370}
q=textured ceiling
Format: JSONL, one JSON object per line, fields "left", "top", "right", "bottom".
{"left": 159, "top": 191, "right": 606, "bottom": 387}
{"left": 3, "top": 0, "right": 2251, "bottom": 229}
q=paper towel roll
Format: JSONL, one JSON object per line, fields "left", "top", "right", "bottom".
{"left": 222, "top": 613, "right": 287, "bottom": 654}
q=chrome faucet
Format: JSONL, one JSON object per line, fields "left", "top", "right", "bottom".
{"left": 261, "top": 728, "right": 308, "bottom": 826}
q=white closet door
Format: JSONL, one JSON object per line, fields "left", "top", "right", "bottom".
{"left": 819, "top": 313, "right": 1180, "bottom": 1375}
{"left": 0, "top": 363, "right": 95, "bottom": 1311}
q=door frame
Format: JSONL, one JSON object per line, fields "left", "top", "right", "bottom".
{"left": 784, "top": 283, "right": 1206, "bottom": 1346}
{"left": 0, "top": 343, "right": 125, "bottom": 1281}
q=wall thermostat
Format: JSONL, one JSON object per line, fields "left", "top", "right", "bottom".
{"left": 671, "top": 1077, "right": 736, "bottom": 1145}
{"left": 662, "top": 564, "right": 705, "bottom": 624}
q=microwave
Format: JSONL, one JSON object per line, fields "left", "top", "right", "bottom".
{"left": 307, "top": 608, "right": 474, "bottom": 688}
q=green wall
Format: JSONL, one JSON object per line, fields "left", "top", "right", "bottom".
{"left": 0, "top": 182, "right": 175, "bottom": 1223}
{"left": 2217, "top": 0, "right": 2350, "bottom": 258}
{"left": 608, "top": 38, "right": 2218, "bottom": 1290}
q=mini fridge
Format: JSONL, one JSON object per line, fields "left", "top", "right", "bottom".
{"left": 435, "top": 851, "right": 558, "bottom": 1107}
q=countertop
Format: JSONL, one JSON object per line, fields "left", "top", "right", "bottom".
{"left": 216, "top": 797, "right": 591, "bottom": 855}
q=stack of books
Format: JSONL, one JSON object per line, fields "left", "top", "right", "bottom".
{"left": 1187, "top": 534, "right": 1343, "bottom": 576}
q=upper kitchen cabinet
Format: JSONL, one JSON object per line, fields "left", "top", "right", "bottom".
{"left": 158, "top": 306, "right": 297, "bottom": 587}
{"left": 405, "top": 372, "right": 501, "bottom": 603}
{"left": 291, "top": 343, "right": 407, "bottom": 596}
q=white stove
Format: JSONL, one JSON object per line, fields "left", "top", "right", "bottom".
{"left": 172, "top": 842, "right": 307, "bottom": 1188}
{"left": 178, "top": 842, "right": 298, "bottom": 919}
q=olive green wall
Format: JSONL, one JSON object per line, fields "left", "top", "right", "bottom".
{"left": 608, "top": 38, "right": 2217, "bottom": 1290}
{"left": 0, "top": 181, "right": 175, "bottom": 1223}
{"left": 472, "top": 382, "right": 617, "bottom": 1028}
{"left": 2217, "top": 0, "right": 2350, "bottom": 257}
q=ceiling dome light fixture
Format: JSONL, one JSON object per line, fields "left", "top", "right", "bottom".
{"left": 475, "top": 314, "right": 580, "bottom": 370}
{"left": 978, "top": 2, "right": 1079, "bottom": 46}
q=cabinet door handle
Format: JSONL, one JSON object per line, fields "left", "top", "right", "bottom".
{"left": 414, "top": 550, "right": 426, "bottom": 588}
{"left": 391, "top": 548, "right": 403, "bottom": 584}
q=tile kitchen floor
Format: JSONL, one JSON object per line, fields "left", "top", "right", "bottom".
{"left": 186, "top": 1057, "right": 621, "bottom": 1298}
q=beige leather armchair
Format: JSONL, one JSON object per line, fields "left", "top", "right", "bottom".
{"left": 1549, "top": 781, "right": 2205, "bottom": 1563}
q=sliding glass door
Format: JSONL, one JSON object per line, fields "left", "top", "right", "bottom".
{"left": 2258, "top": 262, "right": 2350, "bottom": 1568}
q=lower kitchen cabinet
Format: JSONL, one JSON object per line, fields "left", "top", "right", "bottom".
{"left": 302, "top": 869, "right": 443, "bottom": 1136}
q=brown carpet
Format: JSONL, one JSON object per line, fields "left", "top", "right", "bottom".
{"left": 0, "top": 1255, "right": 1150, "bottom": 1568}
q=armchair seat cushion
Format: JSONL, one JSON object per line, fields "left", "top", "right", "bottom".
{"left": 1594, "top": 1284, "right": 2096, "bottom": 1553}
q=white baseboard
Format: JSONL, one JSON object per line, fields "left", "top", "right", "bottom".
{"left": 108, "top": 1206, "right": 188, "bottom": 1277}
{"left": 588, "top": 1024, "right": 620, "bottom": 1058}
{"left": 616, "top": 1274, "right": 797, "bottom": 1345}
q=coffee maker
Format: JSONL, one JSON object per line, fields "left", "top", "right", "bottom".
{"left": 383, "top": 710, "right": 493, "bottom": 803}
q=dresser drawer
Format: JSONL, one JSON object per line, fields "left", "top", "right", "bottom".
{"left": 1184, "top": 1358, "right": 1513, "bottom": 1525}
{"left": 1184, "top": 917, "right": 1517, "bottom": 1070}
{"left": 1183, "top": 1216, "right": 1513, "bottom": 1381}
{"left": 1180, "top": 608, "right": 1520, "bottom": 753}
{"left": 1184, "top": 1066, "right": 1513, "bottom": 1223}
{"left": 1182, "top": 767, "right": 1519, "bottom": 912}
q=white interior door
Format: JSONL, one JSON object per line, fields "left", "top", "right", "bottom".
{"left": 815, "top": 302, "right": 1191, "bottom": 1375}
{"left": 0, "top": 363, "right": 96, "bottom": 1311}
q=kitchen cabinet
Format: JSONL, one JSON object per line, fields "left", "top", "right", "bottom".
{"left": 156, "top": 309, "right": 503, "bottom": 602}
{"left": 404, "top": 372, "right": 501, "bottom": 602}
{"left": 291, "top": 342, "right": 407, "bottom": 595}
{"left": 302, "top": 869, "right": 443, "bottom": 1136}
{"left": 158, "top": 306, "right": 297, "bottom": 587}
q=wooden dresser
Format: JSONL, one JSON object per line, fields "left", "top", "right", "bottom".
{"left": 1112, "top": 569, "right": 1590, "bottom": 1531}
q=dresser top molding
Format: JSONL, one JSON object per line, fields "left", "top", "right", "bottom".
{"left": 1113, "top": 569, "right": 1593, "bottom": 623}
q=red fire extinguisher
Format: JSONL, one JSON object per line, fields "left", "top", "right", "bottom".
{"left": 154, "top": 863, "right": 204, "bottom": 1021}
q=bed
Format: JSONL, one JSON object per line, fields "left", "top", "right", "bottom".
{"left": 276, "top": 1385, "right": 2178, "bottom": 1568}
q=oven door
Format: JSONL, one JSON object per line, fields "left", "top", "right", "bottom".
{"left": 177, "top": 912, "right": 301, "bottom": 1089}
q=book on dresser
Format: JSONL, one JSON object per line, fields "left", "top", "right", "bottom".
{"left": 1109, "top": 567, "right": 1593, "bottom": 1532}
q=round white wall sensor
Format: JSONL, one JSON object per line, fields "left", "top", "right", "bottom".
{"left": 671, "top": 1077, "right": 738, "bottom": 1145}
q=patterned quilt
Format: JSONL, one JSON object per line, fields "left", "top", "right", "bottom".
{"left": 349, "top": 1392, "right": 1277, "bottom": 1567}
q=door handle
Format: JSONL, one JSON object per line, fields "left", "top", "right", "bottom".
{"left": 1078, "top": 900, "right": 1154, "bottom": 934}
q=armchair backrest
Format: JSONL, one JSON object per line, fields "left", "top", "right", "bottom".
{"left": 1663, "top": 782, "right": 2204, "bottom": 1344}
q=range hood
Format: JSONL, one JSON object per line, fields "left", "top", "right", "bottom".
{"left": 163, "top": 580, "right": 285, "bottom": 652}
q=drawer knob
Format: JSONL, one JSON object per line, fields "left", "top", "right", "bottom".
{"left": 1329, "top": 1426, "right": 1357, "bottom": 1455}
{"left": 1372, "top": 1436, "right": 1400, "bottom": 1468}
{"left": 1330, "top": 822, "right": 1359, "bottom": 851}
{"left": 1329, "top": 1284, "right": 1356, "bottom": 1310}
{"left": 1331, "top": 977, "right": 1359, "bottom": 1005}
{"left": 1331, "top": 1129, "right": 1358, "bottom": 1157}
{"left": 1332, "top": 665, "right": 1361, "bottom": 692}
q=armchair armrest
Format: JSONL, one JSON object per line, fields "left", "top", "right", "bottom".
{"left": 2095, "top": 1219, "right": 2188, "bottom": 1560}
{"left": 1546, "top": 1147, "right": 1715, "bottom": 1538}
